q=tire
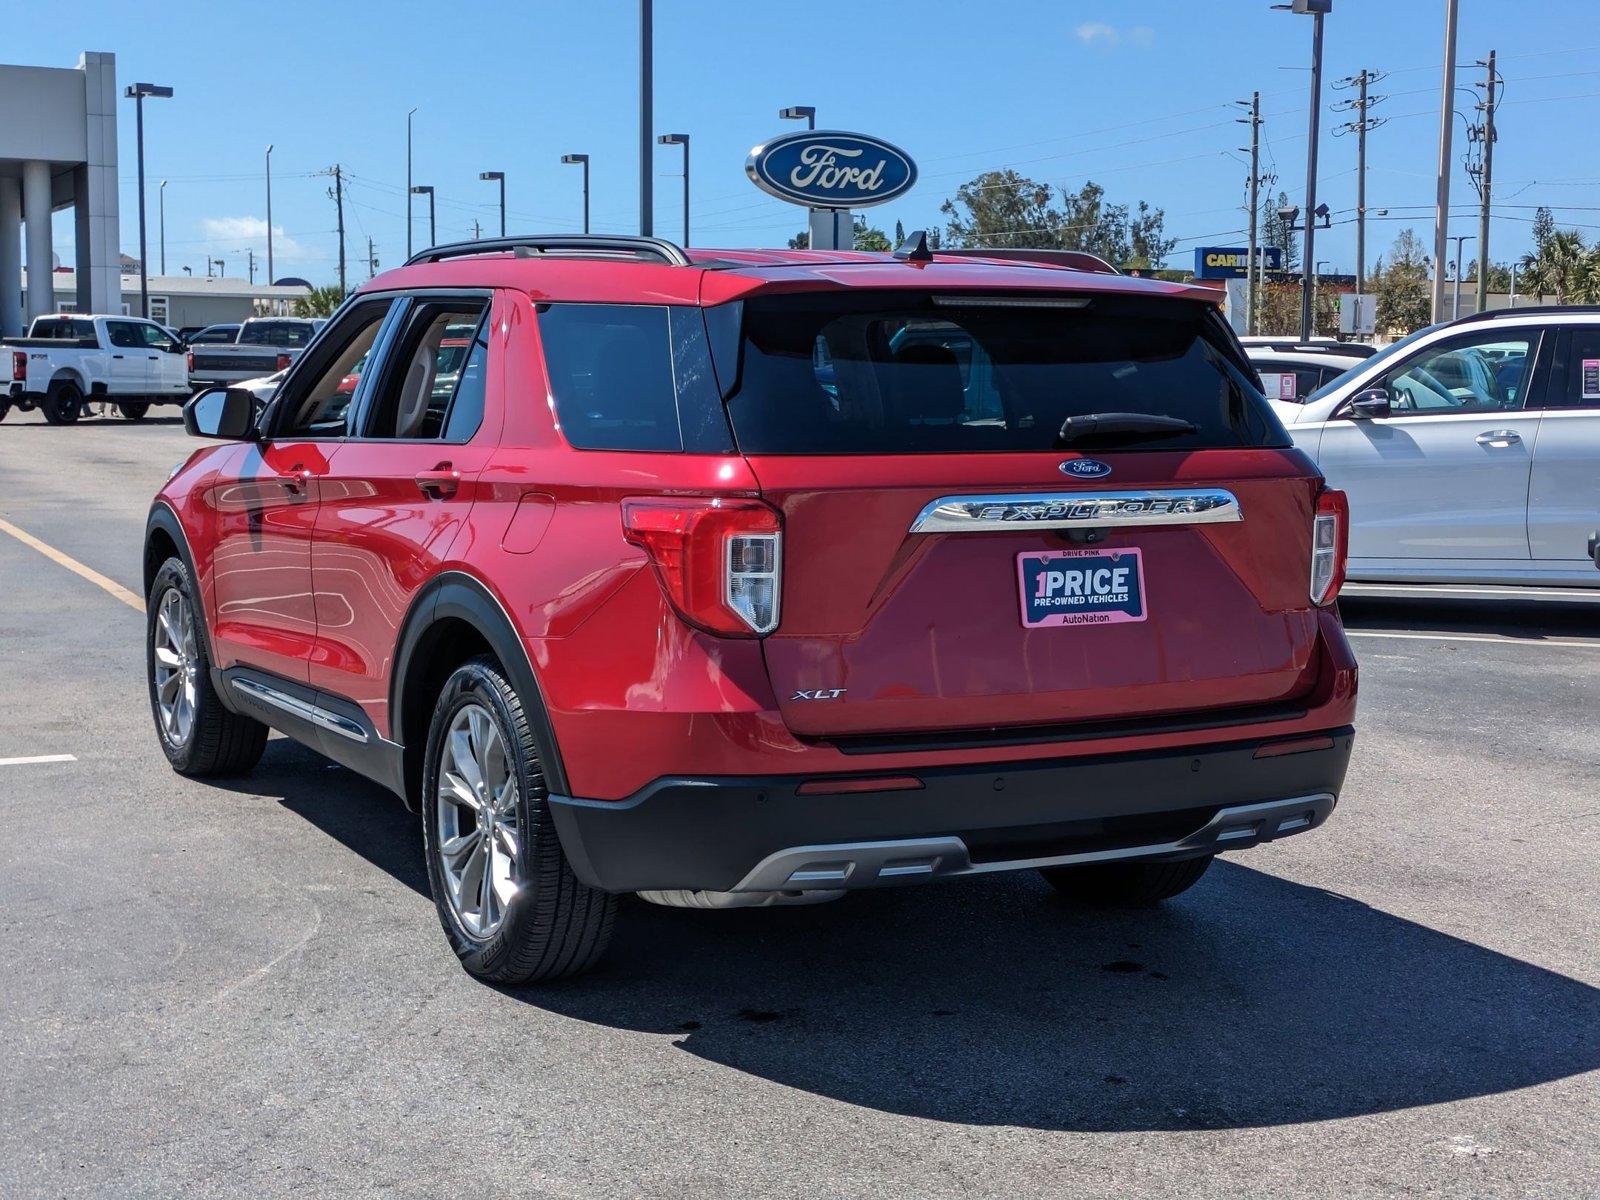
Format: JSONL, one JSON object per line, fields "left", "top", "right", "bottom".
{"left": 0, "top": 399, "right": 9, "bottom": 422}
{"left": 117, "top": 401, "right": 151, "bottom": 422}
{"left": 1040, "top": 855, "right": 1214, "bottom": 907}
{"left": 43, "top": 379, "right": 83, "bottom": 425}
{"left": 146, "top": 557, "right": 268, "bottom": 776}
{"left": 421, "top": 655, "right": 616, "bottom": 983}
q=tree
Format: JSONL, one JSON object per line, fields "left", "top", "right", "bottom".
{"left": 852, "top": 217, "right": 891, "bottom": 252}
{"left": 894, "top": 219, "right": 905, "bottom": 248}
{"left": 1465, "top": 258, "right": 1513, "bottom": 292}
{"left": 1369, "top": 230, "right": 1432, "bottom": 335}
{"left": 1520, "top": 227, "right": 1587, "bottom": 302}
{"left": 1262, "top": 191, "right": 1300, "bottom": 273}
{"left": 1257, "top": 279, "right": 1339, "bottom": 337}
{"left": 939, "top": 172, "right": 1172, "bottom": 266}
{"left": 293, "top": 284, "right": 346, "bottom": 318}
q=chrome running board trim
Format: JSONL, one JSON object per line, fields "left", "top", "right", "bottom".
{"left": 230, "top": 677, "right": 370, "bottom": 744}
{"left": 730, "top": 793, "right": 1334, "bottom": 893}
{"left": 909, "top": 489, "right": 1242, "bottom": 533}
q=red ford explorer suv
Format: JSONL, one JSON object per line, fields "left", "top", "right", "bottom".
{"left": 144, "top": 233, "right": 1356, "bottom": 983}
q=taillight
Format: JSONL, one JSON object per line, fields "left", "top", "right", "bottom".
{"left": 621, "top": 497, "right": 782, "bottom": 636}
{"left": 1310, "top": 488, "right": 1348, "bottom": 605}
{"left": 185, "top": 350, "right": 194, "bottom": 374}
{"left": 275, "top": 352, "right": 291, "bottom": 371}
{"left": 10, "top": 351, "right": 24, "bottom": 381}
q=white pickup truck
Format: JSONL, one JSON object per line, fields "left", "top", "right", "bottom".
{"left": 3, "top": 314, "right": 192, "bottom": 424}
{"left": 186, "top": 316, "right": 323, "bottom": 388}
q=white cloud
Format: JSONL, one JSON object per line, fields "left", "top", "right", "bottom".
{"left": 1075, "top": 21, "right": 1155, "bottom": 48}
{"left": 199, "top": 215, "right": 306, "bottom": 259}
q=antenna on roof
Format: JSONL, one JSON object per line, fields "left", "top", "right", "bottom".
{"left": 893, "top": 230, "right": 934, "bottom": 263}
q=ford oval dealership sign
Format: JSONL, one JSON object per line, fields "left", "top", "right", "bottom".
{"left": 745, "top": 130, "right": 917, "bottom": 209}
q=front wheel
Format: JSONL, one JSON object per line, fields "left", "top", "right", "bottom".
{"left": 42, "top": 380, "right": 83, "bottom": 425}
{"left": 1040, "top": 855, "right": 1213, "bottom": 907}
{"left": 117, "top": 400, "right": 151, "bottom": 421}
{"left": 0, "top": 399, "right": 9, "bottom": 422}
{"left": 421, "top": 656, "right": 616, "bottom": 983}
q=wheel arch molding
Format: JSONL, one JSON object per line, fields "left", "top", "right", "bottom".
{"left": 391, "top": 571, "right": 570, "bottom": 811}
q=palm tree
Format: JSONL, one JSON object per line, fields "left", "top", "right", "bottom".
{"left": 1575, "top": 247, "right": 1600, "bottom": 305}
{"left": 1522, "top": 229, "right": 1587, "bottom": 302}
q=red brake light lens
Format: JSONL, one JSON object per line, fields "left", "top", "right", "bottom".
{"left": 621, "top": 497, "right": 782, "bottom": 637}
{"left": 275, "top": 352, "right": 291, "bottom": 371}
{"left": 10, "top": 351, "right": 24, "bottom": 381}
{"left": 1311, "top": 488, "right": 1348, "bottom": 605}
{"left": 185, "top": 350, "right": 194, "bottom": 374}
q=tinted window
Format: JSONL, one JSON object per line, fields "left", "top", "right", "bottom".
{"left": 240, "top": 320, "right": 316, "bottom": 347}
{"left": 1255, "top": 364, "right": 1324, "bottom": 404}
{"left": 363, "top": 302, "right": 490, "bottom": 441}
{"left": 725, "top": 292, "right": 1284, "bottom": 454}
{"left": 1549, "top": 327, "right": 1600, "bottom": 409}
{"left": 539, "top": 304, "right": 681, "bottom": 450}
{"left": 1380, "top": 331, "right": 1535, "bottom": 415}
{"left": 190, "top": 325, "right": 239, "bottom": 345}
{"left": 106, "top": 321, "right": 144, "bottom": 348}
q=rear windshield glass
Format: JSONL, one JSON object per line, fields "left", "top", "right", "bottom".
{"left": 723, "top": 292, "right": 1285, "bottom": 454}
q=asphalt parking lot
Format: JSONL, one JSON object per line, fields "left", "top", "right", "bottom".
{"left": 1, "top": 406, "right": 1596, "bottom": 1199}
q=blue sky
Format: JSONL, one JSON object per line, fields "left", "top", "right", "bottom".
{"left": 9, "top": 0, "right": 1600, "bottom": 284}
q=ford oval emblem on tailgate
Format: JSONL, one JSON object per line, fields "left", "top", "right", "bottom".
{"left": 1060, "top": 459, "right": 1113, "bottom": 479}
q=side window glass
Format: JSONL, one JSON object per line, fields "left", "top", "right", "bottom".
{"left": 362, "top": 301, "right": 490, "bottom": 441}
{"left": 1552, "top": 327, "right": 1600, "bottom": 409}
{"left": 1382, "top": 334, "right": 1534, "bottom": 415}
{"left": 272, "top": 302, "right": 393, "bottom": 439}
{"left": 539, "top": 303, "right": 682, "bottom": 450}
{"left": 442, "top": 325, "right": 490, "bottom": 442}
{"left": 106, "top": 322, "right": 142, "bottom": 349}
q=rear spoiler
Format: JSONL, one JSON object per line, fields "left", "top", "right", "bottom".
{"left": 934, "top": 248, "right": 1121, "bottom": 275}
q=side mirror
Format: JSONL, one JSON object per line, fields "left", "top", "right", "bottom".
{"left": 1348, "top": 388, "right": 1392, "bottom": 420}
{"left": 183, "top": 387, "right": 258, "bottom": 440}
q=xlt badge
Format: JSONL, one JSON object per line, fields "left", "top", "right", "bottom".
{"left": 791, "top": 689, "right": 847, "bottom": 701}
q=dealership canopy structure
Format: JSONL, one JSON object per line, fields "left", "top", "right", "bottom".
{"left": 0, "top": 52, "right": 121, "bottom": 336}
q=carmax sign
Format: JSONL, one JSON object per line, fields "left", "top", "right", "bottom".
{"left": 1194, "top": 246, "right": 1282, "bottom": 279}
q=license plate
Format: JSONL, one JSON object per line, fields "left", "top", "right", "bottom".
{"left": 1017, "top": 548, "right": 1147, "bottom": 628}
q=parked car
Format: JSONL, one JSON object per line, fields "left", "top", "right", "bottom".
{"left": 3, "top": 313, "right": 192, "bottom": 423}
{"left": 1246, "top": 346, "right": 1365, "bottom": 409}
{"left": 1240, "top": 336, "right": 1380, "bottom": 359}
{"left": 182, "top": 323, "right": 240, "bottom": 347}
{"left": 145, "top": 233, "right": 1358, "bottom": 982}
{"left": 186, "top": 316, "right": 323, "bottom": 388}
{"left": 1276, "top": 306, "right": 1600, "bottom": 586}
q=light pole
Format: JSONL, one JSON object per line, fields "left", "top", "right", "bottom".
{"left": 265, "top": 144, "right": 274, "bottom": 285}
{"left": 657, "top": 134, "right": 689, "bottom": 246}
{"left": 411, "top": 186, "right": 435, "bottom": 247}
{"left": 1448, "top": 234, "right": 1473, "bottom": 318}
{"left": 406, "top": 107, "right": 418, "bottom": 257}
{"left": 158, "top": 180, "right": 167, "bottom": 276}
{"left": 211, "top": 258, "right": 225, "bottom": 279}
{"left": 1275, "top": 1, "right": 1329, "bottom": 342}
{"left": 562, "top": 154, "right": 590, "bottom": 234}
{"left": 779, "top": 105, "right": 816, "bottom": 130}
{"left": 1313, "top": 259, "right": 1331, "bottom": 330}
{"left": 639, "top": 0, "right": 653, "bottom": 236}
{"left": 1432, "top": 0, "right": 1461, "bottom": 322}
{"left": 479, "top": 171, "right": 506, "bottom": 237}
{"left": 125, "top": 81, "right": 174, "bottom": 318}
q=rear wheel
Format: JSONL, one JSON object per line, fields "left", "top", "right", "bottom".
{"left": 146, "top": 557, "right": 268, "bottom": 776}
{"left": 0, "top": 399, "right": 9, "bottom": 422}
{"left": 43, "top": 380, "right": 83, "bottom": 425}
{"left": 1040, "top": 855, "right": 1213, "bottom": 907}
{"left": 421, "top": 656, "right": 616, "bottom": 983}
{"left": 117, "top": 400, "right": 150, "bottom": 421}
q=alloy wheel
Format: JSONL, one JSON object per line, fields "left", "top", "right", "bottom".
{"left": 152, "top": 587, "right": 199, "bottom": 747}
{"left": 435, "top": 702, "right": 521, "bottom": 939}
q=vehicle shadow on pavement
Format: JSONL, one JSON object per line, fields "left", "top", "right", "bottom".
{"left": 250, "top": 744, "right": 1600, "bottom": 1134}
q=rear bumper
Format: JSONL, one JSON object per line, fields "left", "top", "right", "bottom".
{"left": 549, "top": 727, "right": 1354, "bottom": 894}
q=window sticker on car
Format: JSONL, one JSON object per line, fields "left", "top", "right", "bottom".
{"left": 1581, "top": 358, "right": 1600, "bottom": 400}
{"left": 1017, "top": 548, "right": 1147, "bottom": 628}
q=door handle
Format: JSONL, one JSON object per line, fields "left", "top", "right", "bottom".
{"left": 415, "top": 465, "right": 460, "bottom": 499}
{"left": 1476, "top": 429, "right": 1521, "bottom": 448}
{"left": 277, "top": 466, "right": 312, "bottom": 495}
{"left": 111, "top": 354, "right": 124, "bottom": 359}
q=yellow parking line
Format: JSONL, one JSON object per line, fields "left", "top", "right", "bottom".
{"left": 0, "top": 515, "right": 144, "bottom": 613}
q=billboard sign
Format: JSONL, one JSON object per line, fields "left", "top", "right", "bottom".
{"left": 1194, "top": 246, "right": 1283, "bottom": 279}
{"left": 746, "top": 130, "right": 917, "bottom": 209}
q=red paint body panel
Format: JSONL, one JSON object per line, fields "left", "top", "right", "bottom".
{"left": 151, "top": 248, "right": 1358, "bottom": 810}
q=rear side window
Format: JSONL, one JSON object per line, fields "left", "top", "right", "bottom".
{"left": 240, "top": 321, "right": 315, "bottom": 347}
{"left": 537, "top": 303, "right": 732, "bottom": 452}
{"left": 724, "top": 292, "right": 1285, "bottom": 454}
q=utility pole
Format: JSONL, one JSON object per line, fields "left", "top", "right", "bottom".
{"left": 265, "top": 144, "right": 274, "bottom": 286}
{"left": 472, "top": 219, "right": 482, "bottom": 240}
{"left": 639, "top": 0, "right": 653, "bottom": 236}
{"left": 1431, "top": 0, "right": 1461, "bottom": 322}
{"left": 1279, "top": 0, "right": 1330, "bottom": 342}
{"left": 367, "top": 237, "right": 378, "bottom": 279}
{"left": 1236, "top": 93, "right": 1265, "bottom": 334}
{"left": 1469, "top": 50, "right": 1499, "bottom": 314}
{"left": 1335, "top": 69, "right": 1386, "bottom": 294}
{"left": 247, "top": 248, "right": 256, "bottom": 285}
{"left": 327, "top": 165, "right": 347, "bottom": 296}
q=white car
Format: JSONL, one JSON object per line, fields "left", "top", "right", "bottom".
{"left": 1273, "top": 308, "right": 1600, "bottom": 588}
{"left": 2, "top": 313, "right": 192, "bottom": 424}
{"left": 1246, "top": 346, "right": 1365, "bottom": 407}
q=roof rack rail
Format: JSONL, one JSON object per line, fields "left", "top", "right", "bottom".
{"left": 405, "top": 234, "right": 691, "bottom": 268}
{"left": 1455, "top": 302, "right": 1600, "bottom": 324}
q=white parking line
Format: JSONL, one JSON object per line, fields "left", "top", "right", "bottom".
{"left": 0, "top": 754, "right": 78, "bottom": 767}
{"left": 1347, "top": 630, "right": 1600, "bottom": 650}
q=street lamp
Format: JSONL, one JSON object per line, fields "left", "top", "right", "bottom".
{"left": 158, "top": 180, "right": 167, "bottom": 276}
{"left": 405, "top": 107, "right": 418, "bottom": 257}
{"left": 1274, "top": 0, "right": 1330, "bottom": 342}
{"left": 125, "top": 81, "right": 174, "bottom": 318}
{"left": 1313, "top": 259, "right": 1331, "bottom": 329}
{"left": 410, "top": 185, "right": 436, "bottom": 247}
{"left": 211, "top": 258, "right": 225, "bottom": 279}
{"left": 657, "top": 134, "right": 689, "bottom": 246}
{"left": 1447, "top": 233, "right": 1474, "bottom": 318}
{"left": 479, "top": 171, "right": 506, "bottom": 237}
{"left": 779, "top": 105, "right": 817, "bottom": 130}
{"left": 561, "top": 154, "right": 590, "bottom": 234}
{"left": 265, "top": 144, "right": 274, "bottom": 285}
